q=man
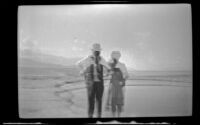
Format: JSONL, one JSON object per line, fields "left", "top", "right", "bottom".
{"left": 76, "top": 43, "right": 110, "bottom": 118}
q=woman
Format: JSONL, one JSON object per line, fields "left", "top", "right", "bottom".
{"left": 105, "top": 51, "right": 129, "bottom": 117}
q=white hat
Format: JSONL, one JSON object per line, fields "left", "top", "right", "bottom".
{"left": 91, "top": 43, "right": 102, "bottom": 51}
{"left": 111, "top": 51, "right": 121, "bottom": 60}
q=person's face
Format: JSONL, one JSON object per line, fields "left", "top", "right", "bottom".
{"left": 111, "top": 54, "right": 120, "bottom": 61}
{"left": 93, "top": 50, "right": 101, "bottom": 57}
{"left": 112, "top": 58, "right": 118, "bottom": 63}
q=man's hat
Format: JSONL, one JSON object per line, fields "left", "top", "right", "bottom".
{"left": 91, "top": 43, "right": 102, "bottom": 51}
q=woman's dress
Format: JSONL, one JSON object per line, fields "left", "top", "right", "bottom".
{"left": 110, "top": 67, "right": 124, "bottom": 106}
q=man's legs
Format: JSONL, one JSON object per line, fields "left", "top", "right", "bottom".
{"left": 87, "top": 84, "right": 95, "bottom": 118}
{"left": 95, "top": 82, "right": 104, "bottom": 118}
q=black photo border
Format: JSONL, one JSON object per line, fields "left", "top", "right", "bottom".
{"left": 3, "top": 0, "right": 199, "bottom": 124}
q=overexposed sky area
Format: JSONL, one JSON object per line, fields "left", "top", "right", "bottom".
{"left": 18, "top": 4, "right": 192, "bottom": 71}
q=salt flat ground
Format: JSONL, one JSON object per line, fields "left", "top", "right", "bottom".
{"left": 19, "top": 76, "right": 192, "bottom": 118}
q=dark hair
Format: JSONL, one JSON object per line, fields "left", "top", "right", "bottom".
{"left": 111, "top": 58, "right": 118, "bottom": 68}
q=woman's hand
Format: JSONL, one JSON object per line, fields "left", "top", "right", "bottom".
{"left": 119, "top": 81, "right": 124, "bottom": 86}
{"left": 109, "top": 70, "right": 114, "bottom": 75}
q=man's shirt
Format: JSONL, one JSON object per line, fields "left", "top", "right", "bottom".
{"left": 76, "top": 55, "right": 111, "bottom": 80}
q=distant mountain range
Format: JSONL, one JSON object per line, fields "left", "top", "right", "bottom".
{"left": 18, "top": 49, "right": 81, "bottom": 68}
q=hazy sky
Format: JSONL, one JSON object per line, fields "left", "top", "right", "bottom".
{"left": 18, "top": 4, "right": 192, "bottom": 71}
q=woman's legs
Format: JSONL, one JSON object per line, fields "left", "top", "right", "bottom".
{"left": 112, "top": 111, "right": 116, "bottom": 117}
{"left": 111, "top": 105, "right": 123, "bottom": 117}
{"left": 111, "top": 100, "right": 117, "bottom": 117}
{"left": 117, "top": 105, "right": 122, "bottom": 117}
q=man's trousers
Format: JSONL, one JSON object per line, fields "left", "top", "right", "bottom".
{"left": 87, "top": 81, "right": 104, "bottom": 117}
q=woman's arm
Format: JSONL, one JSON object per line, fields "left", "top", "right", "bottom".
{"left": 118, "top": 63, "right": 129, "bottom": 86}
{"left": 119, "top": 63, "right": 129, "bottom": 80}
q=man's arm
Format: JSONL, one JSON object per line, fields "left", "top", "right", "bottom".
{"left": 76, "top": 56, "right": 90, "bottom": 76}
{"left": 100, "top": 57, "right": 111, "bottom": 70}
{"left": 100, "top": 57, "right": 111, "bottom": 77}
